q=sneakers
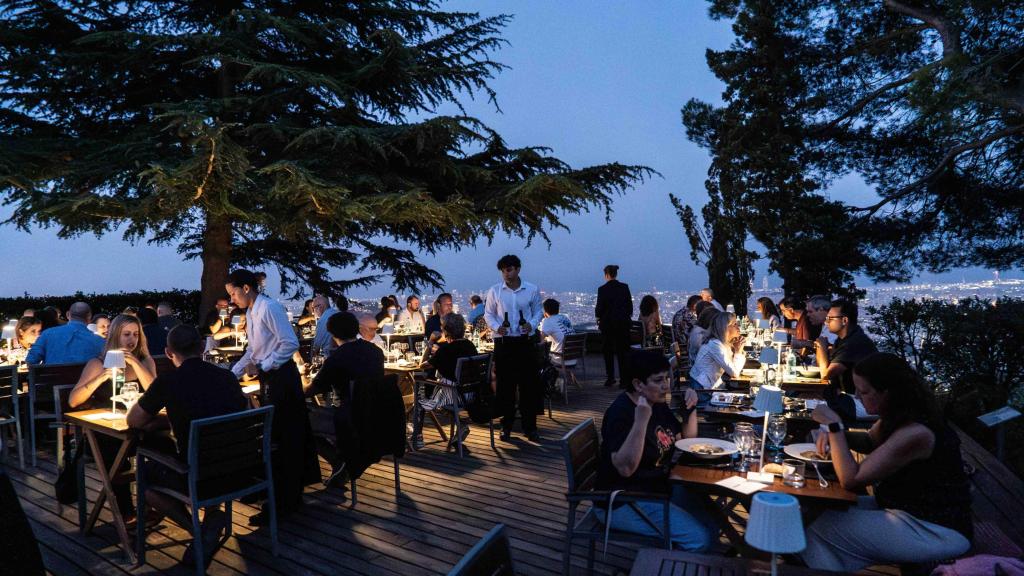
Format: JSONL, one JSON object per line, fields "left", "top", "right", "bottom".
{"left": 324, "top": 463, "right": 349, "bottom": 490}
{"left": 412, "top": 435, "right": 425, "bottom": 450}
{"left": 500, "top": 429, "right": 512, "bottom": 442}
{"left": 183, "top": 508, "right": 229, "bottom": 568}
{"left": 525, "top": 430, "right": 542, "bottom": 443}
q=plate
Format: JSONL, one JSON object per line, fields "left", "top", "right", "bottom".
{"left": 675, "top": 438, "right": 738, "bottom": 459}
{"left": 784, "top": 443, "right": 832, "bottom": 463}
{"left": 796, "top": 368, "right": 821, "bottom": 378}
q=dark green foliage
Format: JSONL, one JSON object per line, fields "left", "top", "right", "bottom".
{"left": 869, "top": 297, "right": 1024, "bottom": 477}
{"left": 682, "top": 0, "right": 1024, "bottom": 294}
{"left": 0, "top": 290, "right": 201, "bottom": 325}
{"left": 0, "top": 1, "right": 650, "bottom": 317}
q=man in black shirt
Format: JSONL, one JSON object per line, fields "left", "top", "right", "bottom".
{"left": 127, "top": 325, "right": 248, "bottom": 562}
{"left": 816, "top": 299, "right": 877, "bottom": 420}
{"left": 595, "top": 264, "right": 633, "bottom": 387}
{"left": 304, "top": 311, "right": 385, "bottom": 485}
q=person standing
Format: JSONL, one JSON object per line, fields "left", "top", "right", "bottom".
{"left": 311, "top": 295, "right": 338, "bottom": 356}
{"left": 226, "top": 269, "right": 317, "bottom": 524}
{"left": 595, "top": 265, "right": 632, "bottom": 387}
{"left": 484, "top": 255, "right": 543, "bottom": 442}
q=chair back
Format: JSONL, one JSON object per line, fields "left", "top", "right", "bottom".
{"left": 561, "top": 418, "right": 600, "bottom": 493}
{"left": 187, "top": 406, "right": 274, "bottom": 504}
{"left": 454, "top": 354, "right": 492, "bottom": 397}
{"left": 560, "top": 333, "right": 587, "bottom": 363}
{"left": 51, "top": 385, "right": 74, "bottom": 428}
{"left": 152, "top": 355, "right": 176, "bottom": 376}
{"left": 447, "top": 523, "right": 515, "bottom": 576}
{"left": 629, "top": 321, "right": 644, "bottom": 345}
{"left": 297, "top": 339, "right": 313, "bottom": 364}
{"left": 28, "top": 362, "right": 86, "bottom": 411}
{"left": 0, "top": 365, "right": 18, "bottom": 420}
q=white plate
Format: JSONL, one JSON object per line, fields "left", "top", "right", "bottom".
{"left": 675, "top": 438, "right": 738, "bottom": 459}
{"left": 784, "top": 443, "right": 831, "bottom": 463}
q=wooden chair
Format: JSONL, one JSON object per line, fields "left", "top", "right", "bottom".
{"left": 136, "top": 406, "right": 278, "bottom": 573}
{"left": 561, "top": 418, "right": 671, "bottom": 575}
{"left": 629, "top": 321, "right": 644, "bottom": 346}
{"left": 27, "top": 362, "right": 85, "bottom": 467}
{"left": 152, "top": 355, "right": 176, "bottom": 376}
{"left": 447, "top": 523, "right": 516, "bottom": 576}
{"left": 0, "top": 365, "right": 25, "bottom": 469}
{"left": 552, "top": 333, "right": 587, "bottom": 404}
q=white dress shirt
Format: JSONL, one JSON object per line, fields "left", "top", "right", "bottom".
{"left": 689, "top": 338, "right": 747, "bottom": 389}
{"left": 710, "top": 299, "right": 724, "bottom": 312}
{"left": 396, "top": 308, "right": 426, "bottom": 332}
{"left": 541, "top": 313, "right": 576, "bottom": 366}
{"left": 233, "top": 294, "right": 300, "bottom": 377}
{"left": 484, "top": 279, "right": 543, "bottom": 338}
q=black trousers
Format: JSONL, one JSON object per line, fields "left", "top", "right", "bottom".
{"left": 494, "top": 336, "right": 540, "bottom": 433}
{"left": 259, "top": 360, "right": 313, "bottom": 513}
{"left": 600, "top": 319, "right": 631, "bottom": 381}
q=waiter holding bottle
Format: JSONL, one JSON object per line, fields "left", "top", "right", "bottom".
{"left": 484, "top": 254, "right": 544, "bottom": 442}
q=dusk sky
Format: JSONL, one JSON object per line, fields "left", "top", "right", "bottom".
{"left": 0, "top": 1, "right": 1011, "bottom": 300}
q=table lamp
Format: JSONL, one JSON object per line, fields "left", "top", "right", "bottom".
{"left": 748, "top": 385, "right": 784, "bottom": 483}
{"left": 2, "top": 323, "right": 15, "bottom": 353}
{"left": 745, "top": 492, "right": 806, "bottom": 576}
{"left": 103, "top": 350, "right": 126, "bottom": 413}
{"left": 771, "top": 331, "right": 789, "bottom": 383}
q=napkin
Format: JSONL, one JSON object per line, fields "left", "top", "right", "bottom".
{"left": 716, "top": 476, "right": 764, "bottom": 495}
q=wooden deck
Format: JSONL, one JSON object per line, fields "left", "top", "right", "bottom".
{"left": 5, "top": 354, "right": 1024, "bottom": 575}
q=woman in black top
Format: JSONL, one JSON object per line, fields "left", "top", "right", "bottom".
{"left": 413, "top": 314, "right": 478, "bottom": 449}
{"left": 594, "top": 349, "right": 714, "bottom": 551}
{"left": 803, "top": 353, "right": 972, "bottom": 571}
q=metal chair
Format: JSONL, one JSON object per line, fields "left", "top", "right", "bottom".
{"left": 0, "top": 365, "right": 25, "bottom": 468}
{"left": 629, "top": 321, "right": 644, "bottom": 346}
{"left": 447, "top": 523, "right": 516, "bottom": 576}
{"left": 27, "top": 362, "right": 86, "bottom": 467}
{"left": 552, "top": 333, "right": 587, "bottom": 404}
{"left": 560, "top": 418, "right": 671, "bottom": 575}
{"left": 152, "top": 355, "right": 176, "bottom": 376}
{"left": 347, "top": 374, "right": 403, "bottom": 506}
{"left": 136, "top": 406, "right": 278, "bottom": 573}
{"left": 415, "top": 354, "right": 492, "bottom": 457}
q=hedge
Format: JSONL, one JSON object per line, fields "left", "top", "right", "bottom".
{"left": 0, "top": 289, "right": 202, "bottom": 326}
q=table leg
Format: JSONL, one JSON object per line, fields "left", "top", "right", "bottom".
{"left": 82, "top": 429, "right": 137, "bottom": 564}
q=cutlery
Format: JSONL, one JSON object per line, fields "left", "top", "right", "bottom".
{"left": 810, "top": 461, "right": 829, "bottom": 488}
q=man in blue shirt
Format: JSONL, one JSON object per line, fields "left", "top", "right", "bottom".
{"left": 466, "top": 294, "right": 484, "bottom": 325}
{"left": 26, "top": 302, "right": 105, "bottom": 364}
{"left": 311, "top": 295, "right": 338, "bottom": 356}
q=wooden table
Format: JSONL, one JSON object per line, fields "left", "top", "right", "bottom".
{"left": 671, "top": 462, "right": 856, "bottom": 557}
{"left": 630, "top": 549, "right": 851, "bottom": 575}
{"left": 727, "top": 374, "right": 829, "bottom": 395}
{"left": 65, "top": 409, "right": 138, "bottom": 564}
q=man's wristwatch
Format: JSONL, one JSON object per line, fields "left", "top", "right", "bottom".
{"left": 820, "top": 421, "right": 844, "bottom": 434}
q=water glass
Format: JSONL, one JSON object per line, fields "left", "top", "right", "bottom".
{"left": 767, "top": 415, "right": 787, "bottom": 462}
{"left": 121, "top": 382, "right": 139, "bottom": 406}
{"left": 415, "top": 341, "right": 425, "bottom": 356}
{"left": 782, "top": 459, "right": 806, "bottom": 488}
{"left": 733, "top": 423, "right": 755, "bottom": 472}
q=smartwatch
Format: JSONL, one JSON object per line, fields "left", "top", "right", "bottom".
{"left": 820, "top": 421, "right": 844, "bottom": 434}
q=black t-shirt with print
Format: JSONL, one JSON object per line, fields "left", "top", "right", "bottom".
{"left": 597, "top": 392, "right": 686, "bottom": 494}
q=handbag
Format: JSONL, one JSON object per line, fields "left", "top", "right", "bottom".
{"left": 54, "top": 434, "right": 82, "bottom": 505}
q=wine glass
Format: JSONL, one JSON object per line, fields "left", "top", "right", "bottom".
{"left": 121, "top": 381, "right": 139, "bottom": 408}
{"left": 415, "top": 341, "right": 425, "bottom": 357}
{"left": 767, "top": 415, "right": 788, "bottom": 463}
{"left": 733, "top": 423, "right": 755, "bottom": 472}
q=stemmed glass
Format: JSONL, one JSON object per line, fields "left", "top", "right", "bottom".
{"left": 767, "top": 414, "right": 788, "bottom": 463}
{"left": 398, "top": 341, "right": 409, "bottom": 359}
{"left": 733, "top": 423, "right": 755, "bottom": 472}
{"left": 415, "top": 341, "right": 425, "bottom": 357}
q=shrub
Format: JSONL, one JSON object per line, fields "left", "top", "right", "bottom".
{"left": 0, "top": 290, "right": 202, "bottom": 326}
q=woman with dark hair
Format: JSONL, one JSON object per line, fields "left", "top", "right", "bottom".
{"left": 637, "top": 295, "right": 662, "bottom": 346}
{"left": 803, "top": 352, "right": 972, "bottom": 571}
{"left": 755, "top": 297, "right": 782, "bottom": 331}
{"left": 36, "top": 306, "right": 61, "bottom": 331}
{"left": 297, "top": 298, "right": 317, "bottom": 327}
{"left": 671, "top": 295, "right": 702, "bottom": 347}
{"left": 15, "top": 316, "right": 42, "bottom": 350}
{"left": 686, "top": 305, "right": 718, "bottom": 362}
{"left": 595, "top": 349, "right": 712, "bottom": 550}
{"left": 92, "top": 314, "right": 111, "bottom": 339}
{"left": 595, "top": 265, "right": 632, "bottom": 387}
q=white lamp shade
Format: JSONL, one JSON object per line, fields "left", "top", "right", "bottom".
{"left": 86, "top": 323, "right": 98, "bottom": 333}
{"left": 745, "top": 492, "right": 806, "bottom": 553}
{"left": 1, "top": 325, "right": 15, "bottom": 340}
{"left": 772, "top": 331, "right": 790, "bottom": 344}
{"left": 726, "top": 304, "right": 735, "bottom": 313}
{"left": 7, "top": 319, "right": 17, "bottom": 326}
{"left": 753, "top": 385, "right": 785, "bottom": 413}
{"left": 756, "top": 319, "right": 771, "bottom": 330}
{"left": 103, "top": 350, "right": 126, "bottom": 369}
{"left": 759, "top": 348, "right": 779, "bottom": 364}
{"left": 380, "top": 324, "right": 394, "bottom": 334}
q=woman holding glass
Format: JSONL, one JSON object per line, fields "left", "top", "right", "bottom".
{"left": 69, "top": 314, "right": 156, "bottom": 523}
{"left": 688, "top": 312, "right": 746, "bottom": 392}
{"left": 802, "top": 353, "right": 972, "bottom": 571}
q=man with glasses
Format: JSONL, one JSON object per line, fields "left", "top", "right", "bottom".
{"left": 790, "top": 294, "right": 830, "bottom": 351}
{"left": 815, "top": 299, "right": 877, "bottom": 421}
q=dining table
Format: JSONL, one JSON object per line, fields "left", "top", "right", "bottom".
{"left": 670, "top": 456, "right": 856, "bottom": 557}
{"left": 630, "top": 549, "right": 853, "bottom": 575}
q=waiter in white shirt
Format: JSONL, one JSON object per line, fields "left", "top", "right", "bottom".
{"left": 484, "top": 254, "right": 544, "bottom": 442}
{"left": 226, "top": 269, "right": 317, "bottom": 523}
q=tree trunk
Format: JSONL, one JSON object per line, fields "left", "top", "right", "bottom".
{"left": 199, "top": 210, "right": 232, "bottom": 323}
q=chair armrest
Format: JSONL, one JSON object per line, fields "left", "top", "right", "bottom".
{"left": 138, "top": 447, "right": 189, "bottom": 474}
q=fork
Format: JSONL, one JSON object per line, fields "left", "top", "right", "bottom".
{"left": 810, "top": 461, "right": 829, "bottom": 488}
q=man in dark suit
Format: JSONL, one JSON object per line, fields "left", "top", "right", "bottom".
{"left": 595, "top": 264, "right": 633, "bottom": 387}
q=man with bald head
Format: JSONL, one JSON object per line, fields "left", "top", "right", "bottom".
{"left": 26, "top": 301, "right": 105, "bottom": 364}
{"left": 355, "top": 312, "right": 385, "bottom": 348}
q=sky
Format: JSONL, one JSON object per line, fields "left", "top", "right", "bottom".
{"left": 0, "top": 1, "right": 1014, "bottom": 300}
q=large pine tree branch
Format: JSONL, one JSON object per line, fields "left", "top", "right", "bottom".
{"left": 856, "top": 124, "right": 1024, "bottom": 217}
{"left": 883, "top": 0, "right": 961, "bottom": 58}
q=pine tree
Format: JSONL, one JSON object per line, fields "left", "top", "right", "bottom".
{"left": 0, "top": 1, "right": 650, "bottom": 316}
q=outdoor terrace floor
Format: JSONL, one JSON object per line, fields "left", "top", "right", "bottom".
{"left": 6, "top": 353, "right": 1024, "bottom": 575}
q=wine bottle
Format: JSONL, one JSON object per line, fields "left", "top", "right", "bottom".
{"left": 501, "top": 312, "right": 511, "bottom": 334}
{"left": 517, "top": 310, "right": 529, "bottom": 336}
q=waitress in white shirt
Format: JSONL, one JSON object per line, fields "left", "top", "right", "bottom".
{"left": 484, "top": 254, "right": 544, "bottom": 442}
{"left": 227, "top": 269, "right": 316, "bottom": 524}
{"left": 688, "top": 312, "right": 747, "bottom": 392}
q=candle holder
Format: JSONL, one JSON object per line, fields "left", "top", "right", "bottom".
{"left": 748, "top": 385, "right": 784, "bottom": 483}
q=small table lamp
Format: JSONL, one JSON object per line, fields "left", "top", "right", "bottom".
{"left": 103, "top": 350, "right": 126, "bottom": 413}
{"left": 745, "top": 492, "right": 806, "bottom": 576}
{"left": 2, "top": 323, "right": 15, "bottom": 354}
{"left": 749, "top": 385, "right": 784, "bottom": 483}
